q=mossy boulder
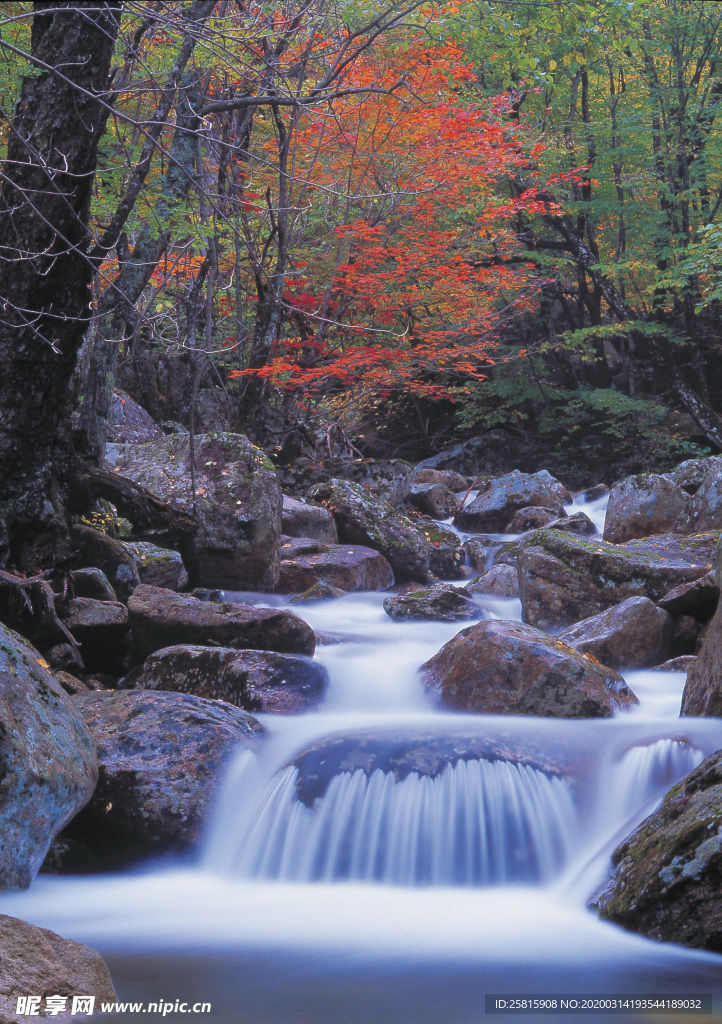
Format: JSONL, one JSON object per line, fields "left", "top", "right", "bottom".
{"left": 122, "top": 540, "right": 188, "bottom": 591}
{"left": 418, "top": 521, "right": 466, "bottom": 579}
{"left": 383, "top": 584, "right": 479, "bottom": 622}
{"left": 597, "top": 750, "right": 722, "bottom": 951}
{"left": 454, "top": 470, "right": 566, "bottom": 533}
{"left": 603, "top": 473, "right": 690, "bottom": 543}
{"left": 421, "top": 619, "right": 636, "bottom": 718}
{"left": 0, "top": 623, "right": 97, "bottom": 890}
{"left": 111, "top": 432, "right": 282, "bottom": 590}
{"left": 407, "top": 482, "right": 459, "bottom": 520}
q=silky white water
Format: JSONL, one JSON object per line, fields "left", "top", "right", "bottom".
{"left": 2, "top": 493, "right": 721, "bottom": 1023}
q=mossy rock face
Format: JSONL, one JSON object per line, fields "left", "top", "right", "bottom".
{"left": 603, "top": 473, "right": 690, "bottom": 543}
{"left": 421, "top": 619, "right": 636, "bottom": 718}
{"left": 0, "top": 623, "right": 97, "bottom": 890}
{"left": 122, "top": 540, "right": 188, "bottom": 591}
{"left": 597, "top": 749, "right": 722, "bottom": 951}
{"left": 419, "top": 521, "right": 465, "bottom": 580}
{"left": 517, "top": 529, "right": 713, "bottom": 631}
{"left": 111, "top": 432, "right": 281, "bottom": 591}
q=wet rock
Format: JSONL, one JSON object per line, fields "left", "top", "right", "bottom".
{"left": 557, "top": 597, "right": 672, "bottom": 670}
{"left": 291, "top": 580, "right": 346, "bottom": 603}
{"left": 0, "top": 915, "right": 116, "bottom": 1021}
{"left": 108, "top": 390, "right": 162, "bottom": 444}
{"left": 679, "top": 535, "right": 722, "bottom": 717}
{"left": 532, "top": 470, "right": 573, "bottom": 504}
{"left": 45, "top": 643, "right": 84, "bottom": 674}
{"left": 412, "top": 467, "right": 468, "bottom": 491}
{"left": 505, "top": 506, "right": 558, "bottom": 533}
{"left": 681, "top": 460, "right": 722, "bottom": 534}
{"left": 63, "top": 690, "right": 262, "bottom": 867}
{"left": 413, "top": 430, "right": 535, "bottom": 478}
{"left": 547, "top": 511, "right": 597, "bottom": 536}
{"left": 421, "top": 619, "right": 636, "bottom": 718}
{"left": 603, "top": 474, "right": 689, "bottom": 543}
{"left": 671, "top": 615, "right": 702, "bottom": 655}
{"left": 419, "top": 522, "right": 466, "bottom": 580}
{"left": 383, "top": 584, "right": 479, "bottom": 622}
{"left": 584, "top": 483, "right": 609, "bottom": 501}
{"left": 464, "top": 536, "right": 493, "bottom": 572}
{"left": 657, "top": 571, "right": 719, "bottom": 621}
{"left": 0, "top": 624, "right": 97, "bottom": 890}
{"left": 517, "top": 530, "right": 711, "bottom": 631}
{"left": 282, "top": 495, "right": 338, "bottom": 543}
{"left": 597, "top": 750, "right": 722, "bottom": 951}
{"left": 407, "top": 483, "right": 459, "bottom": 519}
{"left": 122, "top": 540, "right": 188, "bottom": 591}
{"left": 288, "top": 730, "right": 574, "bottom": 808}
{"left": 133, "top": 645, "right": 327, "bottom": 714}
{"left": 111, "top": 432, "right": 282, "bottom": 590}
{"left": 667, "top": 455, "right": 722, "bottom": 495}
{"left": 69, "top": 525, "right": 141, "bottom": 602}
{"left": 466, "top": 564, "right": 519, "bottom": 597}
{"left": 454, "top": 470, "right": 566, "bottom": 533}
{"left": 68, "top": 567, "right": 117, "bottom": 602}
{"left": 127, "top": 584, "right": 316, "bottom": 659}
{"left": 57, "top": 597, "right": 129, "bottom": 673}
{"left": 653, "top": 656, "right": 697, "bottom": 672}
{"left": 280, "top": 536, "right": 328, "bottom": 559}
{"left": 311, "top": 479, "right": 429, "bottom": 581}
{"left": 278, "top": 545, "right": 394, "bottom": 593}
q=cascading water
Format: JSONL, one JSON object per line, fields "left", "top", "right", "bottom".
{"left": 2, "top": 489, "right": 722, "bottom": 1024}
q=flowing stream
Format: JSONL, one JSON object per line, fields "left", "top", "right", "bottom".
{"left": 2, "top": 495, "right": 722, "bottom": 1023}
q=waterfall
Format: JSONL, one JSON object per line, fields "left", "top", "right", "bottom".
{"left": 223, "top": 758, "right": 578, "bottom": 887}
{"left": 611, "top": 738, "right": 704, "bottom": 825}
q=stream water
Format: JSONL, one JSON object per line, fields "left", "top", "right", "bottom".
{"left": 2, "top": 496, "right": 722, "bottom": 1023}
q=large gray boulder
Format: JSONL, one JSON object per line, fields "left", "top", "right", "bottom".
{"left": 63, "top": 690, "right": 262, "bottom": 867}
{"left": 454, "top": 471, "right": 566, "bottom": 533}
{"left": 0, "top": 915, "right": 116, "bottom": 1022}
{"left": 421, "top": 619, "right": 636, "bottom": 718}
{"left": 133, "top": 645, "right": 327, "bottom": 714}
{"left": 597, "top": 750, "right": 722, "bottom": 951}
{"left": 277, "top": 544, "right": 394, "bottom": 593}
{"left": 70, "top": 525, "right": 141, "bottom": 602}
{"left": 517, "top": 530, "right": 712, "bottom": 631}
{"left": 557, "top": 597, "right": 673, "bottom": 670}
{"left": 406, "top": 482, "right": 459, "bottom": 519}
{"left": 108, "top": 390, "right": 162, "bottom": 444}
{"left": 412, "top": 467, "right": 468, "bottom": 491}
{"left": 0, "top": 624, "right": 97, "bottom": 890}
{"left": 311, "top": 479, "right": 429, "bottom": 581}
{"left": 111, "top": 432, "right": 282, "bottom": 590}
{"left": 127, "top": 585, "right": 316, "bottom": 659}
{"left": 282, "top": 495, "right": 337, "bottom": 543}
{"left": 466, "top": 564, "right": 519, "bottom": 597}
{"left": 682, "top": 459, "right": 722, "bottom": 534}
{"left": 603, "top": 473, "right": 689, "bottom": 543}
{"left": 122, "top": 540, "right": 188, "bottom": 591}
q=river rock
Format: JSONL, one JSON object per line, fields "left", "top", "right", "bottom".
{"left": 454, "top": 471, "right": 566, "bottom": 532}
{"left": 681, "top": 536, "right": 722, "bottom": 716}
{"left": 557, "top": 597, "right": 673, "bottom": 670}
{"left": 0, "top": 623, "right": 97, "bottom": 890}
{"left": 506, "top": 506, "right": 558, "bottom": 533}
{"left": 57, "top": 596, "right": 129, "bottom": 674}
{"left": 133, "top": 645, "right": 327, "bottom": 714}
{"left": 466, "top": 564, "right": 519, "bottom": 597}
{"left": 517, "top": 530, "right": 712, "bottom": 631}
{"left": 653, "top": 655, "right": 697, "bottom": 672}
{"left": 406, "top": 483, "right": 459, "bottom": 519}
{"left": 311, "top": 479, "right": 429, "bottom": 581}
{"left": 278, "top": 545, "right": 394, "bottom": 593}
{"left": 657, "top": 571, "right": 719, "bottom": 621}
{"left": 291, "top": 580, "right": 346, "bottom": 603}
{"left": 70, "top": 525, "right": 141, "bottom": 602}
{"left": 533, "top": 470, "right": 573, "bottom": 504}
{"left": 681, "top": 459, "right": 722, "bottom": 534}
{"left": 464, "top": 536, "right": 492, "bottom": 572}
{"left": 0, "top": 915, "right": 116, "bottom": 1022}
{"left": 420, "top": 619, "right": 637, "bottom": 718}
{"left": 419, "top": 521, "right": 466, "bottom": 579}
{"left": 413, "top": 430, "right": 535, "bottom": 478}
{"left": 127, "top": 585, "right": 315, "bottom": 659}
{"left": 383, "top": 584, "right": 479, "bottom": 622}
{"left": 547, "top": 511, "right": 597, "bottom": 536}
{"left": 412, "top": 467, "right": 468, "bottom": 491}
{"left": 108, "top": 390, "right": 162, "bottom": 444}
{"left": 282, "top": 495, "right": 338, "bottom": 543}
{"left": 584, "top": 483, "right": 609, "bottom": 501}
{"left": 603, "top": 474, "right": 690, "bottom": 543}
{"left": 68, "top": 567, "right": 117, "bottom": 602}
{"left": 280, "top": 536, "right": 328, "bottom": 559}
{"left": 667, "top": 455, "right": 722, "bottom": 494}
{"left": 596, "top": 750, "right": 722, "bottom": 951}
{"left": 122, "top": 540, "right": 188, "bottom": 590}
{"left": 111, "top": 432, "right": 282, "bottom": 590}
{"left": 62, "top": 690, "right": 262, "bottom": 867}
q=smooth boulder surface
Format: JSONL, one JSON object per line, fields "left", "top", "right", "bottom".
{"left": 0, "top": 915, "right": 116, "bottom": 1022}
{"left": 557, "top": 597, "right": 672, "bottom": 670}
{"left": 603, "top": 473, "right": 689, "bottom": 543}
{"left": 311, "top": 479, "right": 429, "bottom": 581}
{"left": 383, "top": 584, "right": 479, "bottom": 622}
{"left": 597, "top": 750, "right": 722, "bottom": 951}
{"left": 282, "top": 495, "right": 338, "bottom": 543}
{"left": 454, "top": 470, "right": 566, "bottom": 533}
{"left": 547, "top": 512, "right": 597, "bottom": 536}
{"left": 466, "top": 564, "right": 519, "bottom": 597}
{"left": 122, "top": 540, "right": 188, "bottom": 591}
{"left": 0, "top": 624, "right": 97, "bottom": 890}
{"left": 278, "top": 544, "right": 394, "bottom": 593}
{"left": 657, "top": 571, "right": 719, "bottom": 620}
{"left": 111, "top": 432, "right": 282, "bottom": 590}
{"left": 505, "top": 506, "right": 558, "bottom": 533}
{"left": 128, "top": 585, "right": 315, "bottom": 659}
{"left": 63, "top": 690, "right": 262, "bottom": 867}
{"left": 133, "top": 645, "right": 327, "bottom": 714}
{"left": 421, "top": 619, "right": 636, "bottom": 718}
{"left": 517, "top": 530, "right": 711, "bottom": 630}
{"left": 407, "top": 482, "right": 459, "bottom": 520}
{"left": 108, "top": 390, "right": 162, "bottom": 444}
{"left": 412, "top": 467, "right": 468, "bottom": 491}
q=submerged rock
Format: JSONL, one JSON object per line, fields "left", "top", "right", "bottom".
{"left": 557, "top": 597, "right": 672, "bottom": 670}
{"left": 0, "top": 624, "right": 97, "bottom": 890}
{"left": 278, "top": 544, "right": 394, "bottom": 593}
{"left": 291, "top": 580, "right": 347, "bottom": 603}
{"left": 0, "top": 915, "right": 116, "bottom": 1021}
{"left": 420, "top": 619, "right": 636, "bottom": 718}
{"left": 383, "top": 584, "right": 479, "bottom": 622}
{"left": 127, "top": 584, "right": 316, "bottom": 659}
{"left": 454, "top": 470, "right": 566, "bottom": 533}
{"left": 597, "top": 750, "right": 722, "bottom": 951}
{"left": 133, "top": 645, "right": 327, "bottom": 714}
{"left": 63, "top": 690, "right": 262, "bottom": 867}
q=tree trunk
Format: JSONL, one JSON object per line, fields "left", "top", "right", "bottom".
{"left": 0, "top": 3, "right": 122, "bottom": 568}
